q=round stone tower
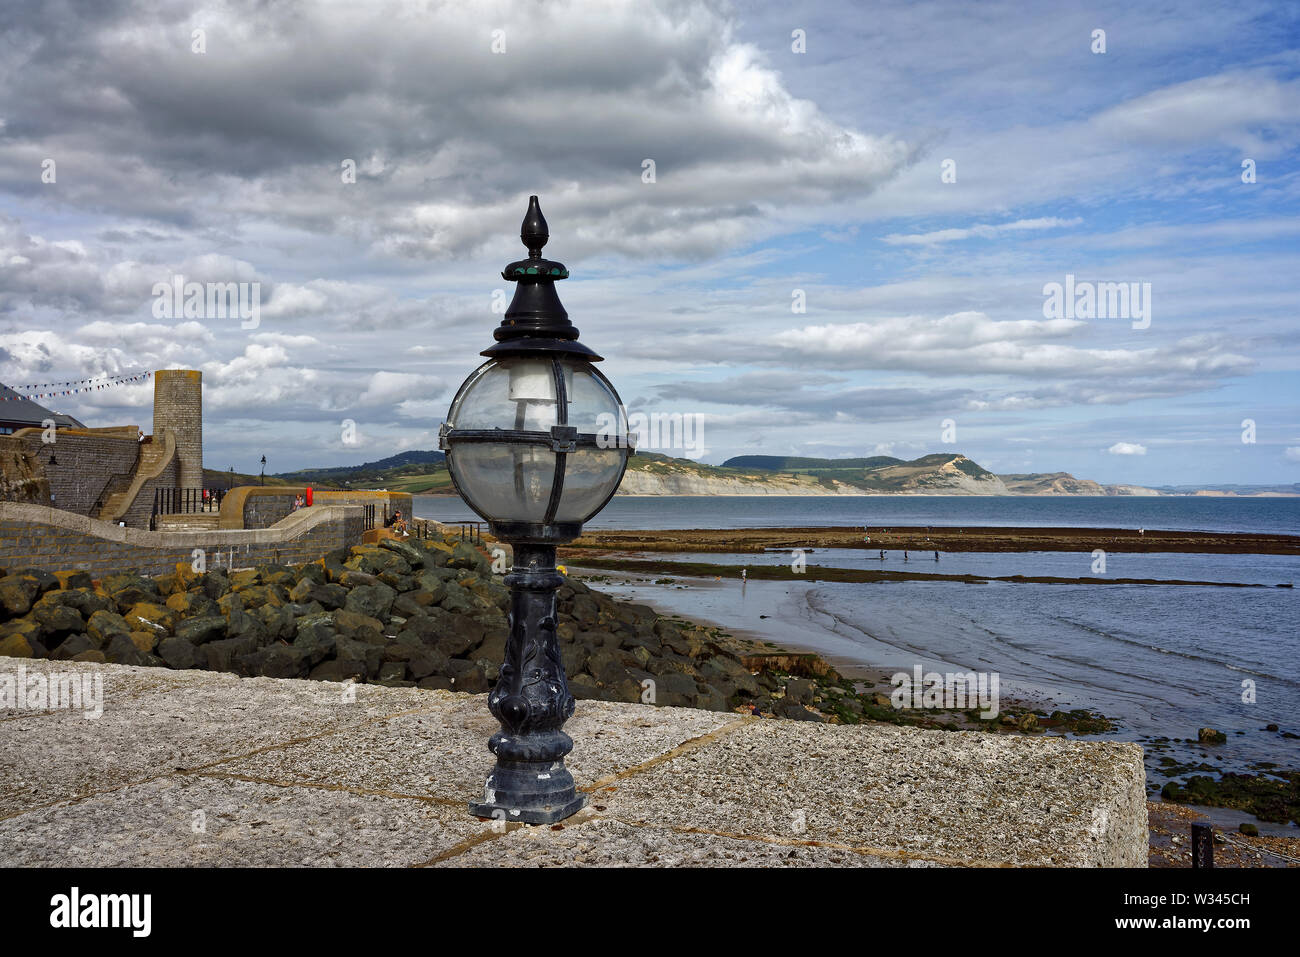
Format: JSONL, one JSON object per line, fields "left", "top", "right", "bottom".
{"left": 153, "top": 369, "right": 203, "bottom": 489}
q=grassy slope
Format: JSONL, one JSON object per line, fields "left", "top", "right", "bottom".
{"left": 250, "top": 450, "right": 999, "bottom": 495}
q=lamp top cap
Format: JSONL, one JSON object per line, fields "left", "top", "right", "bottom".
{"left": 522, "top": 195, "right": 548, "bottom": 258}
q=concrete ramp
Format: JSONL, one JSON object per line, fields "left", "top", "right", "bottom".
{"left": 0, "top": 658, "right": 1146, "bottom": 867}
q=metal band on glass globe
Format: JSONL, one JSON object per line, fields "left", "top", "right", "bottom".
{"left": 439, "top": 196, "right": 633, "bottom": 825}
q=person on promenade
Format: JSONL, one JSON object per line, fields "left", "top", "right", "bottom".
{"left": 903, "top": 550, "right": 909, "bottom": 562}
{"left": 879, "top": 549, "right": 885, "bottom": 560}
{"left": 934, "top": 551, "right": 939, "bottom": 561}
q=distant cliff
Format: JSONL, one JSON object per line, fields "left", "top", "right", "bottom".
{"left": 620, "top": 452, "right": 1161, "bottom": 497}
{"left": 309, "top": 448, "right": 1229, "bottom": 497}
{"left": 999, "top": 472, "right": 1160, "bottom": 496}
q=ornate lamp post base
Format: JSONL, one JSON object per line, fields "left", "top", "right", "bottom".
{"left": 468, "top": 769, "right": 586, "bottom": 826}
{"left": 468, "top": 543, "right": 587, "bottom": 826}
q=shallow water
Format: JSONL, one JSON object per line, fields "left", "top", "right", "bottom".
{"left": 415, "top": 492, "right": 1300, "bottom": 534}
{"left": 574, "top": 553, "right": 1300, "bottom": 833}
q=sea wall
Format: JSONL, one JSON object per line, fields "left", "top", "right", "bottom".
{"left": 0, "top": 502, "right": 366, "bottom": 578}
{"left": 218, "top": 487, "right": 413, "bottom": 530}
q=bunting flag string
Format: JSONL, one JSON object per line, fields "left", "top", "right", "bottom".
{"left": 1, "top": 371, "right": 154, "bottom": 402}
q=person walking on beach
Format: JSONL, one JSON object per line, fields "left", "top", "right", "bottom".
{"left": 741, "top": 568, "right": 747, "bottom": 583}
{"left": 879, "top": 549, "right": 886, "bottom": 561}
{"left": 934, "top": 551, "right": 940, "bottom": 562}
{"left": 903, "top": 550, "right": 909, "bottom": 562}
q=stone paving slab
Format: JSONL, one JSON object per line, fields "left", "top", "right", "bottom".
{"left": 0, "top": 657, "right": 1148, "bottom": 867}
{"left": 0, "top": 659, "right": 444, "bottom": 818}
{"left": 0, "top": 774, "right": 481, "bottom": 867}
{"left": 585, "top": 719, "right": 1148, "bottom": 867}
{"left": 431, "top": 815, "right": 944, "bottom": 867}
{"left": 210, "top": 695, "right": 735, "bottom": 801}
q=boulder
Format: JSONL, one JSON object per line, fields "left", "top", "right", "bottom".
{"left": 586, "top": 648, "right": 631, "bottom": 687}
{"left": 237, "top": 584, "right": 287, "bottom": 609}
{"left": 228, "top": 569, "right": 262, "bottom": 591}
{"left": 775, "top": 698, "right": 823, "bottom": 722}
{"left": 785, "top": 677, "right": 816, "bottom": 705}
{"left": 86, "top": 609, "right": 132, "bottom": 644}
{"left": 258, "top": 604, "right": 297, "bottom": 642}
{"left": 174, "top": 615, "right": 228, "bottom": 646}
{"left": 407, "top": 647, "right": 451, "bottom": 680}
{"left": 288, "top": 580, "right": 348, "bottom": 610}
{"left": 53, "top": 570, "right": 94, "bottom": 590}
{"left": 204, "top": 636, "right": 258, "bottom": 672}
{"left": 104, "top": 633, "right": 151, "bottom": 666}
{"left": 50, "top": 633, "right": 95, "bottom": 661}
{"left": 0, "top": 577, "right": 37, "bottom": 617}
{"left": 157, "top": 636, "right": 199, "bottom": 670}
{"left": 238, "top": 645, "right": 309, "bottom": 679}
{"left": 102, "top": 572, "right": 160, "bottom": 612}
{"left": 344, "top": 584, "right": 396, "bottom": 622}
{"left": 377, "top": 661, "right": 408, "bottom": 682}
{"left": 11, "top": 567, "right": 59, "bottom": 596}
{"left": 447, "top": 542, "right": 488, "bottom": 573}
{"left": 310, "top": 658, "right": 366, "bottom": 683}
{"left": 128, "top": 630, "right": 158, "bottom": 653}
{"left": 165, "top": 592, "right": 219, "bottom": 618}
{"left": 446, "top": 659, "right": 489, "bottom": 693}
{"left": 334, "top": 635, "right": 382, "bottom": 678}
{"left": 32, "top": 602, "right": 84, "bottom": 638}
{"left": 125, "top": 601, "right": 174, "bottom": 634}
{"left": 333, "top": 608, "right": 385, "bottom": 642}
{"left": 379, "top": 537, "right": 429, "bottom": 568}
{"left": 0, "top": 633, "right": 35, "bottom": 658}
{"left": 199, "top": 570, "right": 229, "bottom": 601}
{"left": 60, "top": 589, "right": 114, "bottom": 619}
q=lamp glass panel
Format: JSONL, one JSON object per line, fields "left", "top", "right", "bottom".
{"left": 449, "top": 360, "right": 559, "bottom": 432}
{"left": 449, "top": 443, "right": 555, "bottom": 523}
{"left": 444, "top": 357, "right": 629, "bottom": 526}
{"left": 552, "top": 362, "right": 628, "bottom": 522}
{"left": 554, "top": 448, "right": 626, "bottom": 522}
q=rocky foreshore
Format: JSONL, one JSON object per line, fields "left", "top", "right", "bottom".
{"left": 0, "top": 530, "right": 1112, "bottom": 733}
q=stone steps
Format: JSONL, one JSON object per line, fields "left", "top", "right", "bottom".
{"left": 153, "top": 513, "right": 220, "bottom": 531}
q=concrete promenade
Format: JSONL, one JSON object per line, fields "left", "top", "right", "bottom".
{"left": 0, "top": 658, "right": 1147, "bottom": 867}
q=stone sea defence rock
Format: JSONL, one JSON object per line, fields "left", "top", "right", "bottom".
{"left": 0, "top": 531, "right": 791, "bottom": 717}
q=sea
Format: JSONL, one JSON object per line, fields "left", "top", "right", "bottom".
{"left": 414, "top": 494, "right": 1300, "bottom": 829}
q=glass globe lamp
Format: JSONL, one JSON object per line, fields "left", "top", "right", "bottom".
{"left": 439, "top": 196, "right": 631, "bottom": 825}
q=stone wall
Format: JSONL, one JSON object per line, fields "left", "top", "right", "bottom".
{"left": 9, "top": 428, "right": 142, "bottom": 516}
{"left": 218, "top": 487, "right": 413, "bottom": 530}
{"left": 242, "top": 492, "right": 296, "bottom": 529}
{"left": 0, "top": 502, "right": 365, "bottom": 578}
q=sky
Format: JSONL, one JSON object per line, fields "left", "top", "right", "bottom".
{"left": 0, "top": 0, "right": 1297, "bottom": 486}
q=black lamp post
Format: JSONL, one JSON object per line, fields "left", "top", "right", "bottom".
{"left": 440, "top": 196, "right": 632, "bottom": 824}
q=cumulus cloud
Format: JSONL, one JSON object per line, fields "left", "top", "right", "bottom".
{"left": 1106, "top": 442, "right": 1147, "bottom": 455}
{"left": 0, "top": 0, "right": 915, "bottom": 262}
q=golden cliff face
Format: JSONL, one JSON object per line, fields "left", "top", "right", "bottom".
{"left": 615, "top": 467, "right": 867, "bottom": 496}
